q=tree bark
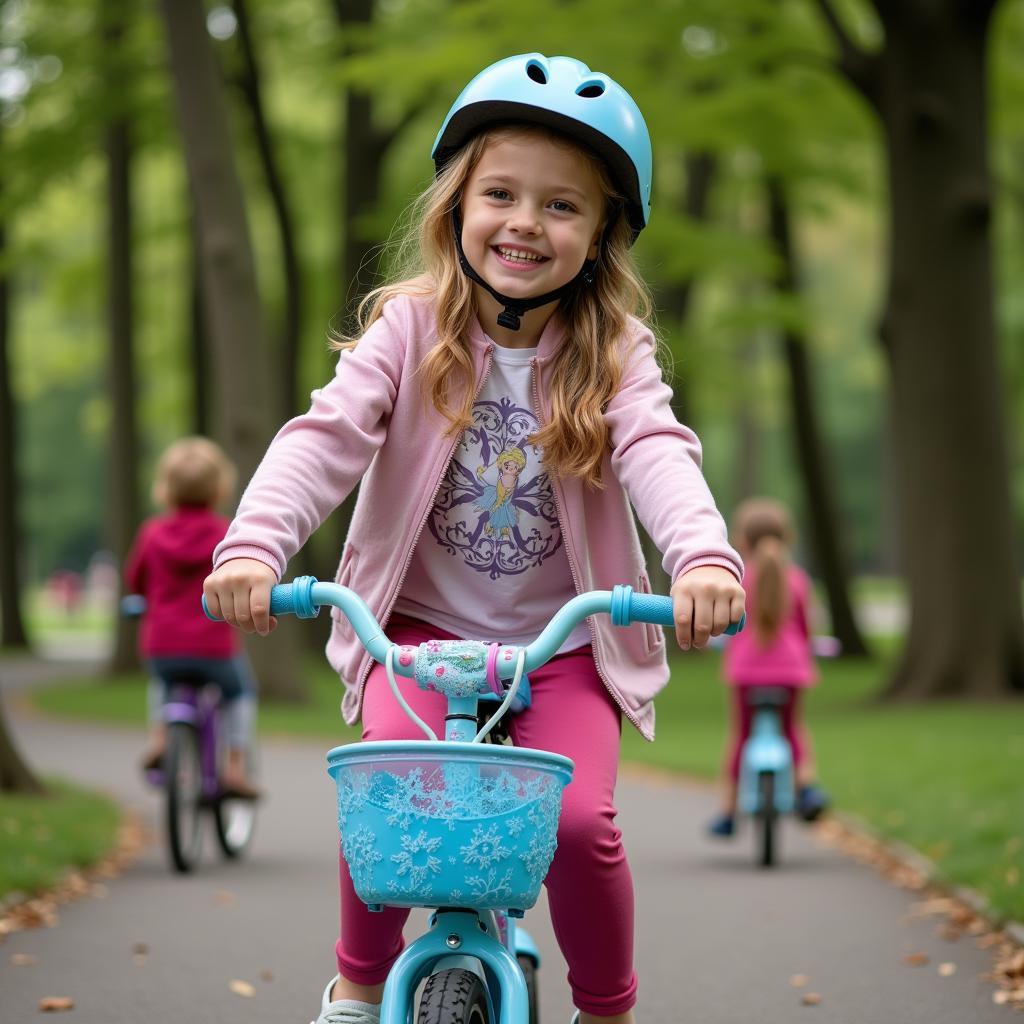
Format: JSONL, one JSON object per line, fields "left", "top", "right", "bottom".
{"left": 816, "top": 0, "right": 1023, "bottom": 695}
{"left": 160, "top": 0, "right": 305, "bottom": 701}
{"left": 102, "top": 0, "right": 141, "bottom": 675}
{"left": 767, "top": 178, "right": 869, "bottom": 657}
{"left": 0, "top": 695, "right": 44, "bottom": 795}
{"left": 230, "top": 0, "right": 304, "bottom": 421}
{"left": 0, "top": 122, "right": 30, "bottom": 651}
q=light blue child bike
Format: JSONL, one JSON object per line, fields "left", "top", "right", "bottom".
{"left": 243, "top": 576, "right": 740, "bottom": 1024}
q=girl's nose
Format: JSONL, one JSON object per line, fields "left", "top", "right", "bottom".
{"left": 506, "top": 204, "right": 542, "bottom": 234}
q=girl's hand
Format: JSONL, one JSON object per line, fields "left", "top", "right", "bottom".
{"left": 203, "top": 558, "right": 279, "bottom": 637}
{"left": 670, "top": 566, "right": 745, "bottom": 651}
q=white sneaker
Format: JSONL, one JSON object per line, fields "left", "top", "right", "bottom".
{"left": 311, "top": 976, "right": 381, "bottom": 1024}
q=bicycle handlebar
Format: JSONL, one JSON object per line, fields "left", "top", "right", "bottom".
{"left": 205, "top": 576, "right": 743, "bottom": 680}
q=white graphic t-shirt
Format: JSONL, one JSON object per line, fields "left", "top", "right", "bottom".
{"left": 393, "top": 343, "right": 590, "bottom": 652}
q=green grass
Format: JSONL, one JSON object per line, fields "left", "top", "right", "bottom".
{"left": 623, "top": 648, "right": 1024, "bottom": 923}
{"left": 28, "top": 648, "right": 1024, "bottom": 923}
{"left": 0, "top": 778, "right": 121, "bottom": 900}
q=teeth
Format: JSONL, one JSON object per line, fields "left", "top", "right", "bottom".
{"left": 498, "top": 247, "right": 544, "bottom": 263}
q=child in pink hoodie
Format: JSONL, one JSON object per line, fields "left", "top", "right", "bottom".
{"left": 204, "top": 54, "right": 744, "bottom": 1024}
{"left": 710, "top": 498, "right": 829, "bottom": 837}
{"left": 125, "top": 437, "right": 259, "bottom": 799}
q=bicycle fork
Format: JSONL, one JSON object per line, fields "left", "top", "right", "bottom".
{"left": 380, "top": 910, "right": 533, "bottom": 1024}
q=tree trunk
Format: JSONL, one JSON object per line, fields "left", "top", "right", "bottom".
{"left": 103, "top": 0, "right": 141, "bottom": 675}
{"left": 160, "top": 0, "right": 305, "bottom": 701}
{"left": 767, "top": 178, "right": 869, "bottom": 657}
{"left": 230, "top": 0, "right": 303, "bottom": 421}
{"left": 0, "top": 695, "right": 44, "bottom": 795}
{"left": 0, "top": 122, "right": 30, "bottom": 651}
{"left": 869, "top": 2, "right": 1024, "bottom": 696}
{"left": 189, "top": 214, "right": 210, "bottom": 436}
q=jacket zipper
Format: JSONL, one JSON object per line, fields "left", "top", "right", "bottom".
{"left": 529, "top": 359, "right": 644, "bottom": 733}
{"left": 352, "top": 345, "right": 496, "bottom": 708}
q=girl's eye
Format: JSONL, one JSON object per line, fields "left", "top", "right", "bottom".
{"left": 486, "top": 189, "right": 512, "bottom": 201}
{"left": 549, "top": 199, "right": 578, "bottom": 213}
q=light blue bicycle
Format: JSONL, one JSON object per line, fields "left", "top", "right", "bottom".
{"left": 234, "top": 576, "right": 740, "bottom": 1024}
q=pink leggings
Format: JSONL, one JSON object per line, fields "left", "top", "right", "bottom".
{"left": 335, "top": 616, "right": 638, "bottom": 1016}
{"left": 726, "top": 686, "right": 808, "bottom": 782}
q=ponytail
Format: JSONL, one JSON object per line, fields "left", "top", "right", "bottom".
{"left": 752, "top": 536, "right": 790, "bottom": 647}
{"left": 732, "top": 497, "right": 796, "bottom": 649}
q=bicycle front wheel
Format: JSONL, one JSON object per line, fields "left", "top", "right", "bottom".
{"left": 756, "top": 771, "right": 777, "bottom": 868}
{"left": 166, "top": 722, "right": 204, "bottom": 873}
{"left": 418, "top": 968, "right": 490, "bottom": 1024}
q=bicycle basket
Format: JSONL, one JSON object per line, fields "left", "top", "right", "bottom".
{"left": 326, "top": 741, "right": 573, "bottom": 912}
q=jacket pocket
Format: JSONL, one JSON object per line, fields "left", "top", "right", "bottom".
{"left": 637, "top": 572, "right": 665, "bottom": 656}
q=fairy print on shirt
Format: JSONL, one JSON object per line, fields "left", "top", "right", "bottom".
{"left": 427, "top": 395, "right": 562, "bottom": 580}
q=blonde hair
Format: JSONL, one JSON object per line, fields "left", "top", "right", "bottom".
{"left": 153, "top": 437, "right": 236, "bottom": 510}
{"left": 332, "top": 123, "right": 654, "bottom": 488}
{"left": 733, "top": 498, "right": 795, "bottom": 648}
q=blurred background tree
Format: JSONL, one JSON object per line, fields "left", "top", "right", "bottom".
{"left": 1, "top": 0, "right": 1021, "bottom": 701}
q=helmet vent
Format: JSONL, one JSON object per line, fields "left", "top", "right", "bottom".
{"left": 576, "top": 81, "right": 606, "bottom": 98}
{"left": 526, "top": 60, "right": 548, "bottom": 84}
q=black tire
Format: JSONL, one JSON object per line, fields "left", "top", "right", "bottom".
{"left": 166, "top": 722, "right": 204, "bottom": 873}
{"left": 517, "top": 954, "right": 539, "bottom": 1024}
{"left": 213, "top": 746, "right": 258, "bottom": 860}
{"left": 757, "top": 771, "right": 777, "bottom": 868}
{"left": 417, "top": 968, "right": 490, "bottom": 1024}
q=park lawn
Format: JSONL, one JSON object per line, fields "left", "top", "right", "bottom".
{"left": 29, "top": 649, "right": 1024, "bottom": 923}
{"left": 0, "top": 778, "right": 121, "bottom": 900}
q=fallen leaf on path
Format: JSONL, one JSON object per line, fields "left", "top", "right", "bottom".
{"left": 260, "top": 969, "right": 274, "bottom": 982}
{"left": 214, "top": 890, "right": 236, "bottom": 906}
{"left": 938, "top": 962, "right": 957, "bottom": 977}
{"left": 10, "top": 953, "right": 37, "bottom": 966}
{"left": 38, "top": 996, "right": 74, "bottom": 1012}
{"left": 229, "top": 980, "right": 255, "bottom": 998}
{"left": 801, "top": 992, "right": 822, "bottom": 1006}
{"left": 790, "top": 974, "right": 810, "bottom": 988}
{"left": 132, "top": 943, "right": 149, "bottom": 956}
{"left": 902, "top": 953, "right": 930, "bottom": 967}
{"left": 993, "top": 991, "right": 1009, "bottom": 1005}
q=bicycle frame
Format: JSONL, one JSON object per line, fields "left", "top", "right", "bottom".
{"left": 148, "top": 686, "right": 221, "bottom": 799}
{"left": 737, "top": 699, "right": 795, "bottom": 817}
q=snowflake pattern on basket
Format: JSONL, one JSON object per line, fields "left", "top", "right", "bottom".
{"left": 332, "top": 753, "right": 567, "bottom": 910}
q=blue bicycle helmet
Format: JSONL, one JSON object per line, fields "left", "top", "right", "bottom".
{"left": 433, "top": 54, "right": 652, "bottom": 242}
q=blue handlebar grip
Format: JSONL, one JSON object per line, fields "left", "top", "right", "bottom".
{"left": 269, "top": 583, "right": 297, "bottom": 617}
{"left": 627, "top": 592, "right": 745, "bottom": 635}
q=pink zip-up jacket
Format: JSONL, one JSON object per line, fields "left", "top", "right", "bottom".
{"left": 214, "top": 292, "right": 742, "bottom": 739}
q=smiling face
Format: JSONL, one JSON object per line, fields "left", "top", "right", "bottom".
{"left": 460, "top": 130, "right": 607, "bottom": 319}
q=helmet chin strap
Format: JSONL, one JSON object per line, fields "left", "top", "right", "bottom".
{"left": 451, "top": 210, "right": 596, "bottom": 331}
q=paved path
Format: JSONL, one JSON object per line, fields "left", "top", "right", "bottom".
{"left": 0, "top": 658, "right": 1013, "bottom": 1024}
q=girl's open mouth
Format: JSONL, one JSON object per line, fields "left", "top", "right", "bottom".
{"left": 491, "top": 245, "right": 550, "bottom": 270}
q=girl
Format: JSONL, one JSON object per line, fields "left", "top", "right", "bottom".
{"left": 709, "top": 498, "right": 829, "bottom": 838}
{"left": 204, "top": 54, "right": 744, "bottom": 1024}
{"left": 126, "top": 437, "right": 260, "bottom": 799}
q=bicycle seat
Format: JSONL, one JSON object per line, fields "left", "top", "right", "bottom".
{"left": 744, "top": 686, "right": 791, "bottom": 708}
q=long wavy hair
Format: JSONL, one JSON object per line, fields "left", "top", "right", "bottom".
{"left": 331, "top": 123, "right": 654, "bottom": 488}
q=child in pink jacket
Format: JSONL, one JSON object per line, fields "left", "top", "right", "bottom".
{"left": 204, "top": 54, "right": 744, "bottom": 1024}
{"left": 709, "top": 498, "right": 829, "bottom": 837}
